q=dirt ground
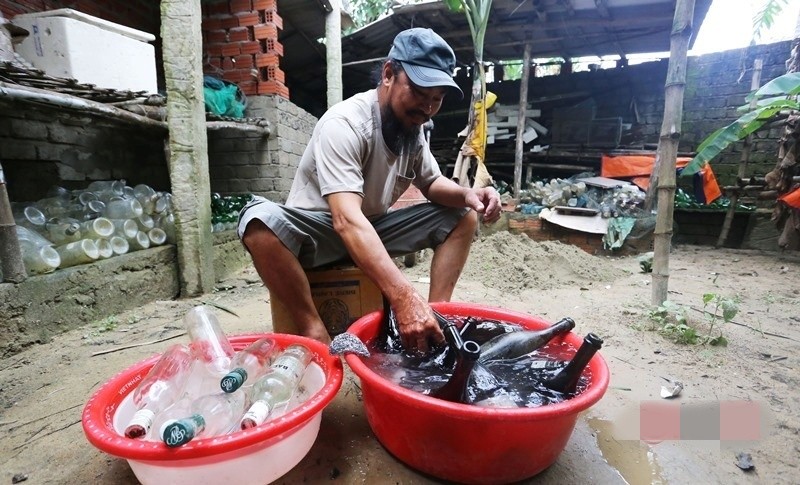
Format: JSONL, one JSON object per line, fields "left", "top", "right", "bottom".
{"left": 1, "top": 232, "right": 799, "bottom": 485}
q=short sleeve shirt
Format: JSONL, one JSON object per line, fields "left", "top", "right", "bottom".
{"left": 285, "top": 89, "right": 442, "bottom": 218}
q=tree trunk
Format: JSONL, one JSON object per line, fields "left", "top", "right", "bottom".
{"left": 651, "top": 0, "right": 695, "bottom": 306}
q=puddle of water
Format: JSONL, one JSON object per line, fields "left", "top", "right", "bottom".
{"left": 588, "top": 417, "right": 666, "bottom": 485}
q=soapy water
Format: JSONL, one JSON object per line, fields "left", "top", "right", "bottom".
{"left": 364, "top": 316, "right": 592, "bottom": 408}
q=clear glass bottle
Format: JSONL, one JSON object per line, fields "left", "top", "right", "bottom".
{"left": 127, "top": 231, "right": 150, "bottom": 251}
{"left": 108, "top": 235, "right": 129, "bottom": 255}
{"left": 136, "top": 214, "right": 155, "bottom": 231}
{"left": 55, "top": 239, "right": 99, "bottom": 267}
{"left": 16, "top": 225, "right": 54, "bottom": 248}
{"left": 45, "top": 219, "right": 82, "bottom": 245}
{"left": 147, "top": 227, "right": 167, "bottom": 246}
{"left": 184, "top": 306, "right": 235, "bottom": 377}
{"left": 80, "top": 217, "right": 115, "bottom": 239}
{"left": 87, "top": 180, "right": 125, "bottom": 196}
{"left": 94, "top": 238, "right": 114, "bottom": 259}
{"left": 109, "top": 218, "right": 139, "bottom": 239}
{"left": 160, "top": 391, "right": 247, "bottom": 447}
{"left": 220, "top": 338, "right": 279, "bottom": 393}
{"left": 14, "top": 205, "right": 46, "bottom": 231}
{"left": 104, "top": 198, "right": 143, "bottom": 219}
{"left": 21, "top": 245, "right": 61, "bottom": 274}
{"left": 240, "top": 344, "right": 313, "bottom": 429}
{"left": 124, "top": 344, "right": 195, "bottom": 439}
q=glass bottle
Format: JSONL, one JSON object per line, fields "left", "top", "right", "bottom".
{"left": 80, "top": 217, "right": 115, "bottom": 239}
{"left": 94, "top": 238, "right": 114, "bottom": 259}
{"left": 161, "top": 391, "right": 247, "bottom": 447}
{"left": 87, "top": 180, "right": 126, "bottom": 196}
{"left": 108, "top": 235, "right": 129, "bottom": 255}
{"left": 136, "top": 214, "right": 155, "bottom": 231}
{"left": 127, "top": 231, "right": 150, "bottom": 251}
{"left": 220, "top": 337, "right": 279, "bottom": 393}
{"left": 124, "top": 344, "right": 195, "bottom": 439}
{"left": 543, "top": 333, "right": 604, "bottom": 395}
{"left": 21, "top": 245, "right": 61, "bottom": 275}
{"left": 54, "top": 239, "right": 99, "bottom": 267}
{"left": 16, "top": 225, "right": 54, "bottom": 248}
{"left": 45, "top": 219, "right": 82, "bottom": 245}
{"left": 109, "top": 218, "right": 139, "bottom": 239}
{"left": 239, "top": 344, "right": 313, "bottom": 429}
{"left": 148, "top": 227, "right": 167, "bottom": 246}
{"left": 104, "top": 198, "right": 143, "bottom": 219}
{"left": 184, "top": 306, "right": 235, "bottom": 377}
{"left": 14, "top": 205, "right": 46, "bottom": 231}
{"left": 478, "top": 317, "right": 575, "bottom": 363}
{"left": 430, "top": 340, "right": 481, "bottom": 403}
{"left": 376, "top": 296, "right": 404, "bottom": 353}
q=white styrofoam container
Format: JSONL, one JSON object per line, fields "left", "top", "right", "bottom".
{"left": 12, "top": 9, "right": 157, "bottom": 93}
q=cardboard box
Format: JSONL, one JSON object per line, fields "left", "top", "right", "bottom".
{"left": 269, "top": 266, "right": 383, "bottom": 335}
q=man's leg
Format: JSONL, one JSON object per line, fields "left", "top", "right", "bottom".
{"left": 428, "top": 210, "right": 478, "bottom": 302}
{"left": 241, "top": 220, "right": 331, "bottom": 343}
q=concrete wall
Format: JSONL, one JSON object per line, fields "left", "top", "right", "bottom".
{"left": 208, "top": 94, "right": 316, "bottom": 202}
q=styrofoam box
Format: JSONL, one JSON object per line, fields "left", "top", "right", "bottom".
{"left": 12, "top": 9, "right": 157, "bottom": 93}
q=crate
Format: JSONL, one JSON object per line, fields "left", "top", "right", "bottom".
{"left": 13, "top": 9, "right": 157, "bottom": 93}
{"left": 270, "top": 266, "right": 383, "bottom": 336}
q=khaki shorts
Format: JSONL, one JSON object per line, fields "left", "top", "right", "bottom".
{"left": 237, "top": 196, "right": 469, "bottom": 269}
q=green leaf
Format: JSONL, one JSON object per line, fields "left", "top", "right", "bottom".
{"left": 745, "top": 72, "right": 800, "bottom": 102}
{"left": 708, "top": 335, "right": 728, "bottom": 346}
{"left": 737, "top": 96, "right": 799, "bottom": 112}
{"left": 702, "top": 293, "right": 715, "bottom": 304}
{"left": 443, "top": 0, "right": 464, "bottom": 13}
{"left": 721, "top": 300, "right": 739, "bottom": 322}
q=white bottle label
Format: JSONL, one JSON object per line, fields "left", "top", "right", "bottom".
{"left": 127, "top": 409, "right": 155, "bottom": 434}
{"left": 272, "top": 356, "right": 304, "bottom": 383}
{"left": 241, "top": 400, "right": 272, "bottom": 428}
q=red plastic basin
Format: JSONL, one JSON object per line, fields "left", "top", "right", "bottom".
{"left": 82, "top": 334, "right": 343, "bottom": 485}
{"left": 344, "top": 302, "right": 609, "bottom": 484}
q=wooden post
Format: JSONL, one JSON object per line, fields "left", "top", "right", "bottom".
{"left": 161, "top": 0, "right": 215, "bottom": 296}
{"left": 717, "top": 58, "right": 763, "bottom": 247}
{"left": 650, "top": 0, "right": 695, "bottom": 306}
{"left": 0, "top": 162, "right": 26, "bottom": 282}
{"left": 326, "top": 0, "right": 343, "bottom": 107}
{"left": 513, "top": 43, "right": 532, "bottom": 199}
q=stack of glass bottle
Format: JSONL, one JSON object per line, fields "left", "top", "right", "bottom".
{"left": 8, "top": 180, "right": 254, "bottom": 276}
{"left": 123, "top": 305, "right": 315, "bottom": 447}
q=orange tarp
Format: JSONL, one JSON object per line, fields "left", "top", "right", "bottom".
{"left": 601, "top": 154, "right": 721, "bottom": 204}
{"left": 779, "top": 187, "right": 800, "bottom": 209}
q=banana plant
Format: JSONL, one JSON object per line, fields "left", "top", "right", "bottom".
{"left": 682, "top": 71, "right": 800, "bottom": 177}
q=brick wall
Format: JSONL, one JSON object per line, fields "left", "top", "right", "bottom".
{"left": 208, "top": 94, "right": 316, "bottom": 200}
{"left": 201, "top": 0, "right": 288, "bottom": 98}
{"left": 483, "top": 41, "right": 791, "bottom": 186}
{"left": 0, "top": 107, "right": 168, "bottom": 201}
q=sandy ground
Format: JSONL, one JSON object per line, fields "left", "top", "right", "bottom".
{"left": 1, "top": 233, "right": 799, "bottom": 485}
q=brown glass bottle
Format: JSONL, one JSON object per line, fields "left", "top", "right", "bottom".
{"left": 376, "top": 296, "right": 404, "bottom": 353}
{"left": 430, "top": 340, "right": 481, "bottom": 403}
{"left": 543, "top": 333, "right": 603, "bottom": 395}
{"left": 478, "top": 317, "right": 576, "bottom": 363}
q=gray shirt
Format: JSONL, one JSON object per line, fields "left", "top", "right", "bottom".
{"left": 285, "top": 89, "right": 442, "bottom": 218}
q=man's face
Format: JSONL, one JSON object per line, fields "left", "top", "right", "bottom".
{"left": 385, "top": 68, "right": 447, "bottom": 133}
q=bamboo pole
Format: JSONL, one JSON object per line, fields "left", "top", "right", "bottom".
{"left": 650, "top": 0, "right": 695, "bottom": 306}
{"left": 513, "top": 43, "right": 532, "bottom": 199}
{"left": 717, "top": 58, "right": 763, "bottom": 247}
{"left": 0, "top": 162, "right": 26, "bottom": 282}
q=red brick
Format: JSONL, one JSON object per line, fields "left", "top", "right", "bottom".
{"left": 262, "top": 10, "right": 282, "bottom": 29}
{"left": 204, "top": 1, "right": 229, "bottom": 16}
{"left": 221, "top": 43, "right": 241, "bottom": 57}
{"left": 205, "top": 44, "right": 224, "bottom": 57}
{"left": 220, "top": 16, "right": 240, "bottom": 29}
{"left": 255, "top": 52, "right": 279, "bottom": 68}
{"left": 229, "top": 26, "right": 249, "bottom": 42}
{"left": 229, "top": 0, "right": 252, "bottom": 14}
{"left": 205, "top": 29, "right": 228, "bottom": 44}
{"left": 261, "top": 65, "right": 285, "bottom": 83}
{"left": 203, "top": 17, "right": 224, "bottom": 30}
{"left": 252, "top": 23, "right": 278, "bottom": 40}
{"left": 240, "top": 41, "right": 262, "bottom": 55}
{"left": 237, "top": 12, "right": 259, "bottom": 27}
{"left": 238, "top": 80, "right": 257, "bottom": 96}
{"left": 222, "top": 57, "right": 235, "bottom": 70}
{"left": 257, "top": 80, "right": 289, "bottom": 98}
{"left": 264, "top": 37, "right": 283, "bottom": 56}
{"left": 253, "top": 0, "right": 277, "bottom": 10}
{"left": 234, "top": 54, "right": 254, "bottom": 68}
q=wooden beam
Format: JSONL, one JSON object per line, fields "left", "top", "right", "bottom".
{"left": 514, "top": 43, "right": 532, "bottom": 200}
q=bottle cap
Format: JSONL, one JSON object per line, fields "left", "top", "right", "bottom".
{"left": 220, "top": 368, "right": 247, "bottom": 393}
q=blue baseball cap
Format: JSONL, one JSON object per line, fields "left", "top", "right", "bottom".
{"left": 388, "top": 28, "right": 463, "bottom": 98}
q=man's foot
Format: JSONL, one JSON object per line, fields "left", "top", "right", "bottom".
{"left": 298, "top": 323, "right": 332, "bottom": 345}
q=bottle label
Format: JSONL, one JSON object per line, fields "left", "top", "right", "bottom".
{"left": 241, "top": 400, "right": 272, "bottom": 428}
{"left": 271, "top": 356, "right": 305, "bottom": 383}
{"left": 220, "top": 368, "right": 246, "bottom": 393}
{"left": 162, "top": 415, "right": 204, "bottom": 448}
{"left": 124, "top": 409, "right": 155, "bottom": 438}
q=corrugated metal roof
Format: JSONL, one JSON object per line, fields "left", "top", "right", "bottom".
{"left": 280, "top": 0, "right": 713, "bottom": 116}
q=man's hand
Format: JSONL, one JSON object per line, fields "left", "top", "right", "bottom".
{"left": 465, "top": 186, "right": 502, "bottom": 224}
{"left": 392, "top": 288, "right": 445, "bottom": 353}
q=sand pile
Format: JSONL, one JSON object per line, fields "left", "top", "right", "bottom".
{"left": 407, "top": 231, "right": 627, "bottom": 294}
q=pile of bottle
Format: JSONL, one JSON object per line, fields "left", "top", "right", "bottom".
{"left": 370, "top": 306, "right": 602, "bottom": 408}
{"left": 10, "top": 180, "right": 176, "bottom": 275}
{"left": 211, "top": 193, "right": 254, "bottom": 233}
{"left": 124, "top": 305, "right": 315, "bottom": 447}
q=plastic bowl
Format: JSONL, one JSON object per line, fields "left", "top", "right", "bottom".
{"left": 83, "top": 334, "right": 343, "bottom": 485}
{"left": 345, "top": 302, "right": 609, "bottom": 484}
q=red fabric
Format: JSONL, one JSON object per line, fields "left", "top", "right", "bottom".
{"left": 779, "top": 187, "right": 800, "bottom": 209}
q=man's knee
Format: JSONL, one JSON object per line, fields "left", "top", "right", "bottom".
{"left": 241, "top": 220, "right": 277, "bottom": 253}
{"left": 458, "top": 209, "right": 479, "bottom": 233}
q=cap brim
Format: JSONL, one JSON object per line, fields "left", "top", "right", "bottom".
{"left": 400, "top": 61, "right": 463, "bottom": 99}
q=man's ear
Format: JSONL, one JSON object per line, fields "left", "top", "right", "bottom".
{"left": 382, "top": 61, "right": 394, "bottom": 87}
